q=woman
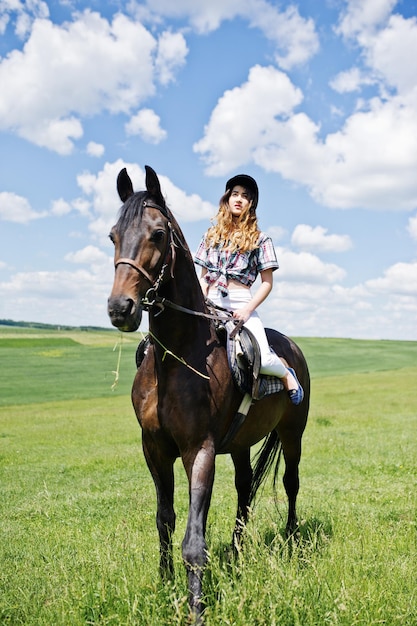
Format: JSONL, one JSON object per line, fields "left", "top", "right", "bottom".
{"left": 194, "top": 174, "right": 303, "bottom": 405}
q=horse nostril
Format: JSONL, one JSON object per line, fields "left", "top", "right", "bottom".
{"left": 108, "top": 296, "right": 134, "bottom": 319}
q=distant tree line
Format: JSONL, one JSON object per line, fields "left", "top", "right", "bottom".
{"left": 0, "top": 319, "right": 112, "bottom": 332}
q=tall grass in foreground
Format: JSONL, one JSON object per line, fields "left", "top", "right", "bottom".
{"left": 0, "top": 335, "right": 416, "bottom": 624}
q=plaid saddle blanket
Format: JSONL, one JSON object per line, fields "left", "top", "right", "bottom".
{"left": 224, "top": 320, "right": 284, "bottom": 400}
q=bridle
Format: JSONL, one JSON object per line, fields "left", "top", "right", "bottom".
{"left": 114, "top": 198, "right": 234, "bottom": 325}
{"left": 114, "top": 199, "right": 178, "bottom": 310}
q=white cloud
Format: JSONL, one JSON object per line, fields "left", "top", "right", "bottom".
{"left": 50, "top": 198, "right": 72, "bottom": 217}
{"left": 0, "top": 266, "right": 114, "bottom": 326}
{"left": 330, "top": 67, "right": 375, "bottom": 93}
{"left": 0, "top": 11, "right": 187, "bottom": 153}
{"left": 366, "top": 261, "right": 417, "bottom": 296}
{"left": 275, "top": 247, "right": 346, "bottom": 283}
{"left": 65, "top": 245, "right": 109, "bottom": 266}
{"left": 196, "top": 59, "right": 417, "bottom": 210}
{"left": 71, "top": 198, "right": 92, "bottom": 217}
{"left": 336, "top": 0, "right": 397, "bottom": 40}
{"left": 155, "top": 30, "right": 188, "bottom": 85}
{"left": 76, "top": 160, "right": 129, "bottom": 241}
{"left": 125, "top": 109, "right": 167, "bottom": 144}
{"left": 76, "top": 160, "right": 215, "bottom": 243}
{"left": 194, "top": 65, "right": 303, "bottom": 175}
{"left": 364, "top": 14, "right": 417, "bottom": 95}
{"left": 157, "top": 175, "right": 215, "bottom": 222}
{"left": 131, "top": 0, "right": 318, "bottom": 68}
{"left": 0, "top": 191, "right": 47, "bottom": 223}
{"left": 250, "top": 2, "right": 319, "bottom": 69}
{"left": 291, "top": 224, "right": 353, "bottom": 253}
{"left": 266, "top": 226, "right": 286, "bottom": 243}
{"left": 334, "top": 3, "right": 417, "bottom": 99}
{"left": 0, "top": 0, "right": 49, "bottom": 37}
{"left": 407, "top": 213, "right": 417, "bottom": 241}
{"left": 194, "top": 5, "right": 417, "bottom": 211}
{"left": 87, "top": 141, "right": 105, "bottom": 157}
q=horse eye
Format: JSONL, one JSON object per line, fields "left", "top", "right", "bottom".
{"left": 151, "top": 229, "right": 165, "bottom": 243}
{"left": 109, "top": 232, "right": 115, "bottom": 244}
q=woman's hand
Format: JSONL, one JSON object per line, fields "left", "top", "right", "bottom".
{"left": 232, "top": 306, "right": 252, "bottom": 323}
{"left": 233, "top": 269, "right": 274, "bottom": 323}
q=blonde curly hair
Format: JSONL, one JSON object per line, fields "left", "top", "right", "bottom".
{"left": 204, "top": 189, "right": 260, "bottom": 253}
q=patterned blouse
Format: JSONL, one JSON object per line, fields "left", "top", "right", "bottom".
{"left": 194, "top": 232, "right": 279, "bottom": 296}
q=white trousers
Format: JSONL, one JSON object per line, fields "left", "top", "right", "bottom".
{"left": 208, "top": 288, "right": 288, "bottom": 378}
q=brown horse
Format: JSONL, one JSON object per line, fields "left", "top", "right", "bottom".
{"left": 107, "top": 165, "right": 310, "bottom": 621}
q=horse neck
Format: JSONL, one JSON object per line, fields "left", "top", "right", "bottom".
{"left": 149, "top": 247, "right": 210, "bottom": 351}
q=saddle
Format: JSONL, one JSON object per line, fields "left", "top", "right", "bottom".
{"left": 135, "top": 334, "right": 150, "bottom": 368}
{"left": 223, "top": 320, "right": 284, "bottom": 401}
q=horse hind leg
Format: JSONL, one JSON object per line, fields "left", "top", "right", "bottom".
{"left": 231, "top": 448, "right": 253, "bottom": 550}
{"left": 281, "top": 436, "right": 302, "bottom": 537}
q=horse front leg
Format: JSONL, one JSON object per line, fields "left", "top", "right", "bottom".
{"left": 181, "top": 441, "right": 215, "bottom": 621}
{"left": 231, "top": 448, "right": 253, "bottom": 550}
{"left": 142, "top": 437, "right": 176, "bottom": 579}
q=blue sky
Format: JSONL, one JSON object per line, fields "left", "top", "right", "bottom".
{"left": 1, "top": 0, "right": 417, "bottom": 339}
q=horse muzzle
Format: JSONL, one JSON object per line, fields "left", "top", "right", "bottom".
{"left": 107, "top": 295, "right": 143, "bottom": 332}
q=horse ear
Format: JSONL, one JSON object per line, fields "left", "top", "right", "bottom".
{"left": 145, "top": 165, "right": 165, "bottom": 206}
{"left": 117, "top": 168, "right": 134, "bottom": 203}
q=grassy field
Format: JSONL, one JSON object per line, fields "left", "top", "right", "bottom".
{"left": 1, "top": 326, "right": 416, "bottom": 625}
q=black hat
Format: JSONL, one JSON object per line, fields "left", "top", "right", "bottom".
{"left": 225, "top": 174, "right": 259, "bottom": 210}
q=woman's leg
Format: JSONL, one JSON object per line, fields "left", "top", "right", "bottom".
{"left": 242, "top": 313, "right": 287, "bottom": 377}
{"left": 209, "top": 288, "right": 287, "bottom": 377}
{"left": 208, "top": 288, "right": 303, "bottom": 403}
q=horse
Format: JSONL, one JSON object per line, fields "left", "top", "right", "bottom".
{"left": 107, "top": 165, "right": 310, "bottom": 621}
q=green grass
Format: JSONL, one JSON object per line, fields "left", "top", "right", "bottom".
{"left": 1, "top": 328, "right": 416, "bottom": 625}
{"left": 0, "top": 327, "right": 140, "bottom": 405}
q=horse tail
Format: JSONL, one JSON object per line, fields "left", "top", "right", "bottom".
{"left": 249, "top": 430, "right": 282, "bottom": 506}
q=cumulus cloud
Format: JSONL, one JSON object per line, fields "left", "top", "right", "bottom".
{"left": 125, "top": 109, "right": 167, "bottom": 144}
{"left": 0, "top": 266, "right": 114, "bottom": 326}
{"left": 364, "top": 14, "right": 417, "bottom": 95}
{"left": 87, "top": 141, "right": 105, "bottom": 157}
{"left": 155, "top": 30, "right": 189, "bottom": 84}
{"left": 335, "top": 0, "right": 397, "bottom": 40}
{"left": 76, "top": 160, "right": 128, "bottom": 240}
{"left": 157, "top": 176, "right": 215, "bottom": 222}
{"left": 194, "top": 65, "right": 303, "bottom": 175}
{"left": 275, "top": 247, "right": 346, "bottom": 283}
{"left": 131, "top": 0, "right": 318, "bottom": 68}
{"left": 250, "top": 2, "right": 319, "bottom": 69}
{"left": 291, "top": 225, "right": 353, "bottom": 253}
{"left": 366, "top": 261, "right": 417, "bottom": 296}
{"left": 407, "top": 213, "right": 417, "bottom": 241}
{"left": 330, "top": 67, "right": 376, "bottom": 93}
{"left": 332, "top": 2, "right": 417, "bottom": 100}
{"left": 266, "top": 226, "right": 287, "bottom": 243}
{"left": 196, "top": 59, "right": 417, "bottom": 210}
{"left": 0, "top": 0, "right": 49, "bottom": 37}
{"left": 192, "top": 6, "right": 417, "bottom": 211}
{"left": 0, "top": 11, "right": 187, "bottom": 153}
{"left": 65, "top": 246, "right": 112, "bottom": 275}
{"left": 50, "top": 199, "right": 72, "bottom": 217}
{"left": 0, "top": 191, "right": 47, "bottom": 223}
{"left": 76, "top": 160, "right": 215, "bottom": 242}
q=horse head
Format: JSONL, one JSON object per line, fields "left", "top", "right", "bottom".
{"left": 107, "top": 165, "right": 174, "bottom": 332}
